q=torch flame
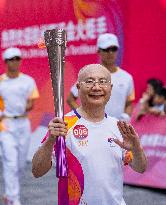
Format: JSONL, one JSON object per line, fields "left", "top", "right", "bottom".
{"left": 38, "top": 38, "right": 46, "bottom": 48}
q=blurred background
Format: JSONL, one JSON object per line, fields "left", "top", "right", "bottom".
{"left": 0, "top": 0, "right": 166, "bottom": 204}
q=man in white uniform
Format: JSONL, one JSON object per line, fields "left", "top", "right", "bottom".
{"left": 32, "top": 64, "right": 147, "bottom": 205}
{"left": 67, "top": 33, "right": 135, "bottom": 121}
{"left": 0, "top": 47, "right": 39, "bottom": 205}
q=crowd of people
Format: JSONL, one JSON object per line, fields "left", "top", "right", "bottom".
{"left": 0, "top": 32, "right": 165, "bottom": 205}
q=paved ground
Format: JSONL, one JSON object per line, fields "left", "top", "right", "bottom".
{"left": 0, "top": 161, "right": 165, "bottom": 205}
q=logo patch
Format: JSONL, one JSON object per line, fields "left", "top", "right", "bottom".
{"left": 73, "top": 125, "right": 88, "bottom": 140}
{"left": 108, "top": 137, "right": 116, "bottom": 147}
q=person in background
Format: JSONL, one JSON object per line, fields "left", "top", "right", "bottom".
{"left": 148, "top": 86, "right": 166, "bottom": 116}
{"left": 0, "top": 47, "right": 39, "bottom": 205}
{"left": 32, "top": 64, "right": 147, "bottom": 205}
{"left": 67, "top": 33, "right": 135, "bottom": 121}
{"left": 136, "top": 78, "right": 164, "bottom": 120}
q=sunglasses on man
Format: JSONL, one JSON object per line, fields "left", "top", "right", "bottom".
{"left": 100, "top": 46, "right": 118, "bottom": 53}
{"left": 7, "top": 56, "right": 21, "bottom": 61}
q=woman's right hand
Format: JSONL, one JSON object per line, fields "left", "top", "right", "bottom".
{"left": 48, "top": 117, "right": 68, "bottom": 141}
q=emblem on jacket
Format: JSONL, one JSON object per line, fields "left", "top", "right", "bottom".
{"left": 73, "top": 125, "right": 88, "bottom": 140}
{"left": 73, "top": 125, "right": 88, "bottom": 147}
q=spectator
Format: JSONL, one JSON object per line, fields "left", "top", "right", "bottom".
{"left": 148, "top": 86, "right": 166, "bottom": 116}
{"left": 136, "top": 78, "right": 164, "bottom": 120}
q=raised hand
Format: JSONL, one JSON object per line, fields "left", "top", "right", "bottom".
{"left": 114, "top": 121, "right": 141, "bottom": 151}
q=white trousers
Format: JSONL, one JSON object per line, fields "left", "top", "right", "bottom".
{"left": 0, "top": 118, "right": 31, "bottom": 202}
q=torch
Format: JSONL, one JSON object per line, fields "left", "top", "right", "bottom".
{"left": 44, "top": 29, "right": 68, "bottom": 178}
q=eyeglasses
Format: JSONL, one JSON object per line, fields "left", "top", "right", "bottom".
{"left": 100, "top": 46, "right": 118, "bottom": 53}
{"left": 7, "top": 57, "right": 21, "bottom": 61}
{"left": 80, "top": 79, "right": 112, "bottom": 88}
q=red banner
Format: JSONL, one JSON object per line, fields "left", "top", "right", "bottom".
{"left": 0, "top": 0, "right": 166, "bottom": 131}
{"left": 0, "top": 0, "right": 125, "bottom": 131}
{"left": 124, "top": 106, "right": 166, "bottom": 188}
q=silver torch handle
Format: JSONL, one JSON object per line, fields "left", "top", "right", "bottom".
{"left": 44, "top": 29, "right": 68, "bottom": 178}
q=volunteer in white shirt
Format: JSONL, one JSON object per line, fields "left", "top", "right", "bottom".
{"left": 0, "top": 47, "right": 39, "bottom": 205}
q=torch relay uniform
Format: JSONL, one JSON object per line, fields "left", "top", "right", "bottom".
{"left": 0, "top": 73, "right": 39, "bottom": 204}
{"left": 42, "top": 109, "right": 132, "bottom": 205}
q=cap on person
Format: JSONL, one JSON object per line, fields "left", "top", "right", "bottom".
{"left": 2, "top": 47, "right": 22, "bottom": 60}
{"left": 97, "top": 33, "right": 119, "bottom": 49}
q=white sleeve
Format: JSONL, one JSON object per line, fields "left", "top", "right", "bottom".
{"left": 70, "top": 83, "right": 78, "bottom": 98}
{"left": 127, "top": 76, "right": 135, "bottom": 101}
{"left": 27, "top": 78, "right": 39, "bottom": 99}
